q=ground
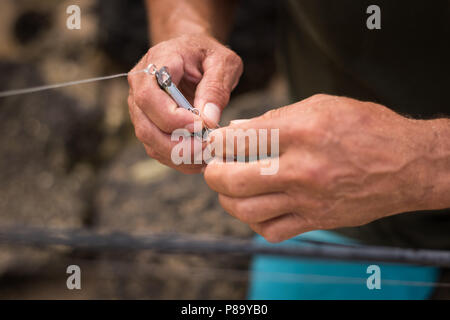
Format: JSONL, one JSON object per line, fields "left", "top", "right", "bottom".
{"left": 0, "top": 0, "right": 285, "bottom": 299}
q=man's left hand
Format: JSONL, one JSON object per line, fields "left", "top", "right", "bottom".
{"left": 203, "top": 94, "right": 438, "bottom": 242}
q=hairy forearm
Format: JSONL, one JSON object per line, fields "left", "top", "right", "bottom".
{"left": 146, "top": 0, "right": 238, "bottom": 44}
{"left": 423, "top": 118, "right": 450, "bottom": 210}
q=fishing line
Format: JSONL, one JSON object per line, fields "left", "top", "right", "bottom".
{"left": 0, "top": 69, "right": 146, "bottom": 98}
{"left": 0, "top": 64, "right": 217, "bottom": 136}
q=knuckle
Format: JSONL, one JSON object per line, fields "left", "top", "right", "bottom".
{"left": 160, "top": 115, "right": 186, "bottom": 133}
{"left": 134, "top": 123, "right": 149, "bottom": 143}
{"left": 148, "top": 44, "right": 165, "bottom": 59}
{"left": 166, "top": 117, "right": 184, "bottom": 133}
{"left": 296, "top": 115, "right": 328, "bottom": 140}
{"left": 307, "top": 110, "right": 327, "bottom": 130}
{"left": 158, "top": 119, "right": 175, "bottom": 134}
{"left": 235, "top": 54, "right": 244, "bottom": 69}
{"left": 308, "top": 93, "right": 330, "bottom": 103}
{"left": 205, "top": 81, "right": 230, "bottom": 104}
{"left": 261, "top": 106, "right": 290, "bottom": 120}
{"left": 127, "top": 73, "right": 134, "bottom": 87}
{"left": 134, "top": 90, "right": 148, "bottom": 108}
{"left": 285, "top": 159, "right": 328, "bottom": 188}
{"left": 308, "top": 113, "right": 324, "bottom": 129}
{"left": 261, "top": 108, "right": 279, "bottom": 120}
{"left": 312, "top": 93, "right": 328, "bottom": 100}
{"left": 343, "top": 101, "right": 373, "bottom": 125}
{"left": 145, "top": 147, "right": 158, "bottom": 160}
{"left": 224, "top": 49, "right": 242, "bottom": 65}
{"left": 127, "top": 95, "right": 134, "bottom": 111}
{"left": 302, "top": 162, "right": 328, "bottom": 187}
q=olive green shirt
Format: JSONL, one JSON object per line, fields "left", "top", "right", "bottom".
{"left": 278, "top": 0, "right": 450, "bottom": 249}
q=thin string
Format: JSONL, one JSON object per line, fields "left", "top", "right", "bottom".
{"left": 0, "top": 67, "right": 215, "bottom": 130}
{"left": 0, "top": 69, "right": 146, "bottom": 98}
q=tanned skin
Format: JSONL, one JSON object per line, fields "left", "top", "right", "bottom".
{"left": 128, "top": 0, "right": 450, "bottom": 243}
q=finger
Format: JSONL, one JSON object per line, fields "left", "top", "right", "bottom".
{"left": 142, "top": 144, "right": 160, "bottom": 160}
{"left": 218, "top": 193, "right": 293, "bottom": 224}
{"left": 129, "top": 95, "right": 174, "bottom": 153}
{"left": 249, "top": 213, "right": 314, "bottom": 243}
{"left": 128, "top": 53, "right": 200, "bottom": 133}
{"left": 208, "top": 125, "right": 282, "bottom": 162}
{"left": 194, "top": 51, "right": 243, "bottom": 127}
{"left": 207, "top": 106, "right": 297, "bottom": 161}
{"left": 129, "top": 95, "right": 204, "bottom": 162}
{"left": 130, "top": 95, "right": 208, "bottom": 169}
{"left": 204, "top": 158, "right": 283, "bottom": 197}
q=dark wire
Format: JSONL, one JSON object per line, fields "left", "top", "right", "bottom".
{"left": 1, "top": 226, "right": 450, "bottom": 267}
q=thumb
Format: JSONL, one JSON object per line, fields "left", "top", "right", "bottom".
{"left": 207, "top": 112, "right": 284, "bottom": 162}
{"left": 194, "top": 54, "right": 243, "bottom": 128}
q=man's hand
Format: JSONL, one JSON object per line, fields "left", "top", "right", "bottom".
{"left": 204, "top": 94, "right": 449, "bottom": 242}
{"left": 128, "top": 34, "right": 243, "bottom": 173}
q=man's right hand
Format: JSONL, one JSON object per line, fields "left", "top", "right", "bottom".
{"left": 128, "top": 34, "right": 243, "bottom": 173}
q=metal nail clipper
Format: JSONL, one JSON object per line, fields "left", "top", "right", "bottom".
{"left": 146, "top": 64, "right": 216, "bottom": 138}
{"left": 154, "top": 66, "right": 200, "bottom": 116}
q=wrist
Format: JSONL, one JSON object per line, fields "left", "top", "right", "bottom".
{"left": 412, "top": 119, "right": 450, "bottom": 211}
{"left": 424, "top": 119, "right": 450, "bottom": 210}
{"left": 146, "top": 0, "right": 234, "bottom": 44}
{"left": 150, "top": 17, "right": 214, "bottom": 44}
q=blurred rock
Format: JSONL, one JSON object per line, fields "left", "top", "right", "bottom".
{"left": 90, "top": 83, "right": 288, "bottom": 299}
{"left": 13, "top": 9, "right": 52, "bottom": 45}
{"left": 0, "top": 0, "right": 288, "bottom": 299}
{"left": 0, "top": 61, "right": 100, "bottom": 273}
{"left": 91, "top": 141, "right": 250, "bottom": 299}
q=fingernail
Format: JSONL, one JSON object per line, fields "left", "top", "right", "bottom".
{"left": 230, "top": 119, "right": 250, "bottom": 125}
{"left": 203, "top": 103, "right": 221, "bottom": 126}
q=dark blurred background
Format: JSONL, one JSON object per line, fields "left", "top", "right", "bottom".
{"left": 0, "top": 0, "right": 290, "bottom": 299}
